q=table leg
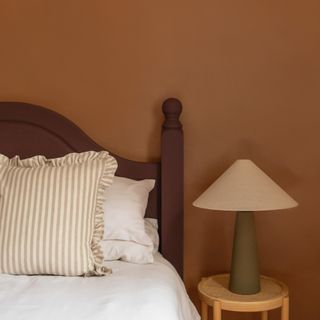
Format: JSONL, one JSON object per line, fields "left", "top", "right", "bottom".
{"left": 201, "top": 301, "right": 208, "bottom": 320}
{"left": 213, "top": 301, "right": 222, "bottom": 320}
{"left": 261, "top": 311, "right": 268, "bottom": 320}
{"left": 281, "top": 297, "right": 289, "bottom": 320}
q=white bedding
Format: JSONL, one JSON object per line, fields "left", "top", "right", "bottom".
{"left": 0, "top": 253, "right": 200, "bottom": 320}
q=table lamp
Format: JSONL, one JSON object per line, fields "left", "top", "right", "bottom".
{"left": 193, "top": 159, "right": 298, "bottom": 295}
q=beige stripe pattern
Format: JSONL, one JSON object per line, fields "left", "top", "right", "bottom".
{"left": 0, "top": 151, "right": 117, "bottom": 276}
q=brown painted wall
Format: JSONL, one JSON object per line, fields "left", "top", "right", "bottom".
{"left": 0, "top": 2, "right": 319, "bottom": 319}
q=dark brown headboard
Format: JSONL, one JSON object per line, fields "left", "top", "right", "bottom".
{"left": 0, "top": 99, "right": 184, "bottom": 277}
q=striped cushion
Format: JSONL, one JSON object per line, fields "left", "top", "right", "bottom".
{"left": 0, "top": 151, "right": 117, "bottom": 276}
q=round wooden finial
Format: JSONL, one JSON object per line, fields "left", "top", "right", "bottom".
{"left": 162, "top": 98, "right": 182, "bottom": 129}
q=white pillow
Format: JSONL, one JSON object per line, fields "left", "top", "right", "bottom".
{"left": 145, "top": 218, "right": 159, "bottom": 253}
{"left": 103, "top": 176, "right": 155, "bottom": 245}
{"left": 102, "top": 218, "right": 159, "bottom": 264}
{"left": 102, "top": 241, "right": 154, "bottom": 264}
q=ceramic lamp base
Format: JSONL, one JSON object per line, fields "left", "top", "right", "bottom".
{"left": 229, "top": 211, "right": 260, "bottom": 295}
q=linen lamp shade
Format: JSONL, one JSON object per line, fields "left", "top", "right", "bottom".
{"left": 193, "top": 159, "right": 298, "bottom": 294}
{"left": 193, "top": 159, "right": 298, "bottom": 211}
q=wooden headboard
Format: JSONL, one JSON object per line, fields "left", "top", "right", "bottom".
{"left": 0, "top": 98, "right": 184, "bottom": 277}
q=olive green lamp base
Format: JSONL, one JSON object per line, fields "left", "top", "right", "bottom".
{"left": 229, "top": 211, "right": 260, "bottom": 295}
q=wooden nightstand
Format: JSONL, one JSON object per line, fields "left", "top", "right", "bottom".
{"left": 198, "top": 274, "right": 289, "bottom": 320}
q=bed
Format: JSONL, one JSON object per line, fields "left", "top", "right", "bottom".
{"left": 0, "top": 98, "right": 199, "bottom": 320}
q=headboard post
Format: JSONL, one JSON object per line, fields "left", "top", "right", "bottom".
{"left": 161, "top": 98, "right": 184, "bottom": 278}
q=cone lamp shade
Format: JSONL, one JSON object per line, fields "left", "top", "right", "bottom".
{"left": 193, "top": 160, "right": 298, "bottom": 294}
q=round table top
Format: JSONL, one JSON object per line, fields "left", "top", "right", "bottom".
{"left": 198, "top": 274, "right": 288, "bottom": 312}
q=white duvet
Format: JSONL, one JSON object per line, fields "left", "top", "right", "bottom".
{"left": 0, "top": 253, "right": 200, "bottom": 320}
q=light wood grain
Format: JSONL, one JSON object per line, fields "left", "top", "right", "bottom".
{"left": 213, "top": 301, "right": 221, "bottom": 320}
{"left": 281, "top": 297, "right": 289, "bottom": 320}
{"left": 201, "top": 300, "right": 208, "bottom": 320}
{"left": 198, "top": 274, "right": 289, "bottom": 319}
